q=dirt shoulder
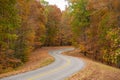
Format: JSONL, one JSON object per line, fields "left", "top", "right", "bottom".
{"left": 0, "top": 46, "right": 71, "bottom": 78}
{"left": 63, "top": 49, "right": 120, "bottom": 80}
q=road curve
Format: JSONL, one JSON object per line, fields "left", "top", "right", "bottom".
{"left": 0, "top": 48, "right": 85, "bottom": 80}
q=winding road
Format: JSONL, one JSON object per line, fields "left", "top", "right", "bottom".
{"left": 1, "top": 48, "right": 85, "bottom": 80}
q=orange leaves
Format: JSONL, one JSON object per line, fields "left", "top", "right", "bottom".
{"left": 69, "top": 0, "right": 120, "bottom": 67}
{"left": 112, "top": 0, "right": 120, "bottom": 12}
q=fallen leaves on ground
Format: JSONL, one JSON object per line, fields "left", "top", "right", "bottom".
{"left": 64, "top": 49, "right": 120, "bottom": 80}
{"left": 0, "top": 46, "right": 71, "bottom": 78}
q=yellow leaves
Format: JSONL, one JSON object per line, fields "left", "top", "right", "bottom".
{"left": 79, "top": 44, "right": 86, "bottom": 52}
{"left": 25, "top": 31, "right": 35, "bottom": 44}
{"left": 69, "top": 0, "right": 120, "bottom": 67}
{"left": 103, "top": 48, "right": 120, "bottom": 64}
{"left": 106, "top": 29, "right": 119, "bottom": 44}
{"left": 102, "top": 49, "right": 107, "bottom": 54}
{"left": 17, "top": 0, "right": 31, "bottom": 21}
{"left": 39, "top": 23, "right": 46, "bottom": 34}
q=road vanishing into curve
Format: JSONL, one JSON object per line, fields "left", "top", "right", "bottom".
{"left": 1, "top": 48, "right": 85, "bottom": 80}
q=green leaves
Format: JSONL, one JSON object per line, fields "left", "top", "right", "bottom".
{"left": 0, "top": 0, "right": 21, "bottom": 71}
{"left": 68, "top": 0, "right": 120, "bottom": 67}
{"left": 69, "top": 0, "right": 90, "bottom": 43}
{"left": 45, "top": 5, "right": 62, "bottom": 46}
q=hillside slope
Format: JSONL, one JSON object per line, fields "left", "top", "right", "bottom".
{"left": 64, "top": 49, "right": 120, "bottom": 80}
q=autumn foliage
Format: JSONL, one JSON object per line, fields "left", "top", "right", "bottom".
{"left": 68, "top": 0, "right": 120, "bottom": 67}
{"left": 0, "top": 0, "right": 72, "bottom": 73}
{"left": 0, "top": 0, "right": 120, "bottom": 74}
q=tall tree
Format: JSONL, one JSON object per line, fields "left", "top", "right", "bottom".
{"left": 14, "top": 0, "right": 33, "bottom": 62}
{"left": 45, "top": 5, "right": 62, "bottom": 46}
{"left": 58, "top": 9, "right": 73, "bottom": 46}
{"left": 29, "top": 1, "right": 47, "bottom": 48}
{"left": 0, "top": 0, "right": 20, "bottom": 72}
{"left": 69, "top": 0, "right": 90, "bottom": 51}
{"left": 68, "top": 0, "right": 120, "bottom": 67}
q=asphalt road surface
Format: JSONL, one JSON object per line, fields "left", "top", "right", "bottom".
{"left": 1, "top": 48, "right": 85, "bottom": 80}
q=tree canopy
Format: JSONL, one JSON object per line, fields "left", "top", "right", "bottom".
{"left": 0, "top": 0, "right": 120, "bottom": 74}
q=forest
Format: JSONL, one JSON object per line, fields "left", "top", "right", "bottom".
{"left": 0, "top": 0, "right": 120, "bottom": 74}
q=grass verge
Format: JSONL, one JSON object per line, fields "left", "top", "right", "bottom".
{"left": 0, "top": 46, "right": 72, "bottom": 78}
{"left": 0, "top": 47, "right": 56, "bottom": 78}
{"left": 63, "top": 49, "right": 120, "bottom": 80}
